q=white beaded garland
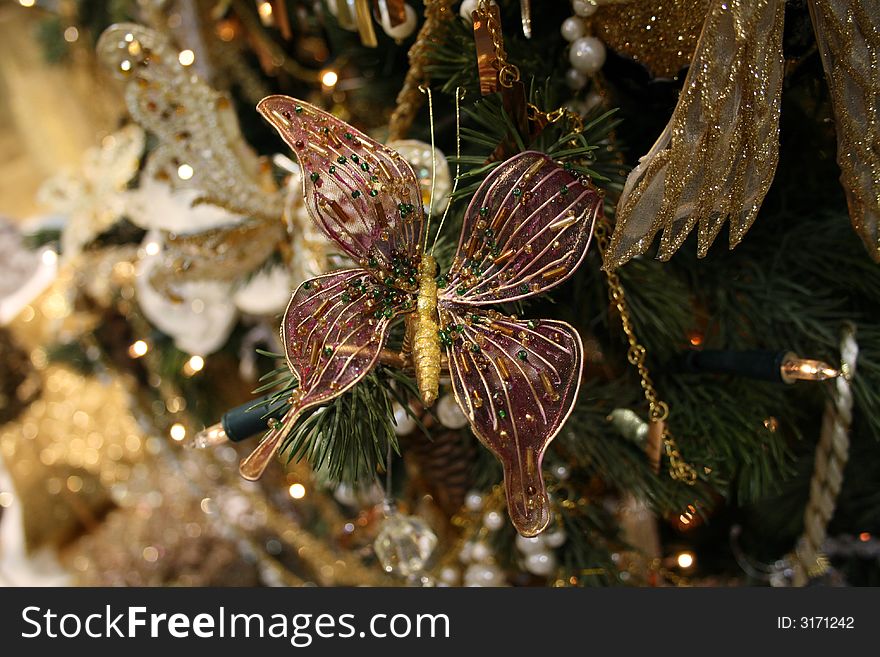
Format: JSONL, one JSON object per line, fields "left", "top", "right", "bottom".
{"left": 470, "top": 541, "right": 492, "bottom": 563}
{"left": 392, "top": 403, "right": 417, "bottom": 436}
{"left": 572, "top": 0, "right": 598, "bottom": 18}
{"left": 464, "top": 490, "right": 484, "bottom": 512}
{"left": 544, "top": 528, "right": 567, "bottom": 549}
{"left": 459, "top": 0, "right": 478, "bottom": 21}
{"left": 561, "top": 16, "right": 585, "bottom": 42}
{"left": 565, "top": 67, "right": 588, "bottom": 90}
{"left": 464, "top": 563, "right": 505, "bottom": 587}
{"left": 515, "top": 533, "right": 546, "bottom": 555}
{"left": 436, "top": 393, "right": 469, "bottom": 428}
{"left": 483, "top": 510, "right": 505, "bottom": 531}
{"left": 524, "top": 551, "right": 558, "bottom": 576}
{"left": 569, "top": 36, "right": 606, "bottom": 75}
{"left": 379, "top": 3, "right": 417, "bottom": 41}
{"left": 439, "top": 565, "right": 461, "bottom": 585}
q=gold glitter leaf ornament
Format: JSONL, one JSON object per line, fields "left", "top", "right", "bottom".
{"left": 587, "top": 0, "right": 710, "bottom": 79}
{"left": 604, "top": 0, "right": 785, "bottom": 269}
{"left": 96, "top": 23, "right": 284, "bottom": 223}
{"left": 809, "top": 0, "right": 880, "bottom": 262}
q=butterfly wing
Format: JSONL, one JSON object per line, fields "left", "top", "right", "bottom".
{"left": 258, "top": 96, "right": 425, "bottom": 280}
{"left": 440, "top": 151, "right": 602, "bottom": 304}
{"left": 239, "top": 268, "right": 410, "bottom": 479}
{"left": 440, "top": 306, "right": 583, "bottom": 536}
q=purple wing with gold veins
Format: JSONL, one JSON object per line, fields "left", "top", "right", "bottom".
{"left": 441, "top": 307, "right": 583, "bottom": 536}
{"left": 240, "top": 269, "right": 410, "bottom": 480}
{"left": 257, "top": 95, "right": 425, "bottom": 274}
{"left": 440, "top": 151, "right": 602, "bottom": 304}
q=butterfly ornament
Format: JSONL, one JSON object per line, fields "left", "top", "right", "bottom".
{"left": 247, "top": 96, "right": 602, "bottom": 536}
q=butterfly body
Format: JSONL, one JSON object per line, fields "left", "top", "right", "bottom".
{"left": 408, "top": 254, "right": 442, "bottom": 407}
{"left": 254, "top": 96, "right": 603, "bottom": 536}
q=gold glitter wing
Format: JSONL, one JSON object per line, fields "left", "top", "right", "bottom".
{"left": 809, "top": 0, "right": 880, "bottom": 262}
{"left": 604, "top": 0, "right": 785, "bottom": 270}
{"left": 96, "top": 23, "right": 284, "bottom": 223}
{"left": 586, "top": 0, "right": 709, "bottom": 79}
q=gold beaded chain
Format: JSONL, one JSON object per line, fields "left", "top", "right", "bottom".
{"left": 594, "top": 218, "right": 698, "bottom": 485}
{"left": 477, "top": 0, "right": 521, "bottom": 88}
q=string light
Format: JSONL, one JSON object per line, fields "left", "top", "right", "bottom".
{"left": 144, "top": 240, "right": 161, "bottom": 256}
{"left": 321, "top": 69, "right": 339, "bottom": 88}
{"left": 177, "top": 163, "right": 194, "bottom": 180}
{"left": 183, "top": 355, "right": 205, "bottom": 377}
{"left": 18, "top": 0, "right": 35, "bottom": 7}
{"left": 178, "top": 49, "right": 195, "bottom": 66}
{"left": 169, "top": 423, "right": 187, "bottom": 441}
{"left": 128, "top": 340, "right": 149, "bottom": 358}
{"left": 288, "top": 483, "right": 306, "bottom": 499}
{"left": 780, "top": 355, "right": 840, "bottom": 383}
{"left": 676, "top": 551, "right": 695, "bottom": 569}
{"left": 41, "top": 248, "right": 58, "bottom": 265}
{"left": 63, "top": 27, "right": 79, "bottom": 43}
{"left": 258, "top": 1, "right": 273, "bottom": 20}
{"left": 860, "top": 532, "right": 871, "bottom": 542}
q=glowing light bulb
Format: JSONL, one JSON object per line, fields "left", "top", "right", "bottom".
{"left": 177, "top": 163, "right": 194, "bottom": 180}
{"left": 321, "top": 69, "right": 339, "bottom": 88}
{"left": 170, "top": 423, "right": 187, "bottom": 441}
{"left": 144, "top": 240, "right": 161, "bottom": 256}
{"left": 676, "top": 551, "right": 695, "bottom": 569}
{"left": 178, "top": 49, "right": 195, "bottom": 66}
{"left": 19, "top": 0, "right": 36, "bottom": 7}
{"left": 780, "top": 356, "right": 840, "bottom": 383}
{"left": 183, "top": 355, "right": 205, "bottom": 376}
{"left": 129, "top": 340, "right": 149, "bottom": 358}
{"left": 63, "top": 26, "right": 79, "bottom": 43}
{"left": 289, "top": 483, "right": 306, "bottom": 499}
{"left": 41, "top": 248, "right": 58, "bottom": 265}
{"left": 258, "top": 2, "right": 273, "bottom": 19}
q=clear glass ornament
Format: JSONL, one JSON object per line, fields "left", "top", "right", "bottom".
{"left": 374, "top": 506, "right": 438, "bottom": 577}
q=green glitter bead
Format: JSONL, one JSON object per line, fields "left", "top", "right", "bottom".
{"left": 436, "top": 276, "right": 447, "bottom": 287}
{"left": 344, "top": 132, "right": 352, "bottom": 139}
{"left": 323, "top": 346, "right": 333, "bottom": 357}
{"left": 351, "top": 190, "right": 361, "bottom": 199}
{"left": 527, "top": 320, "right": 537, "bottom": 329}
{"left": 517, "top": 350, "right": 528, "bottom": 361}
{"left": 337, "top": 156, "right": 347, "bottom": 164}
{"left": 384, "top": 277, "right": 394, "bottom": 287}
{"left": 302, "top": 281, "right": 312, "bottom": 290}
{"left": 457, "top": 286, "right": 467, "bottom": 296}
{"left": 369, "top": 189, "right": 379, "bottom": 197}
{"left": 383, "top": 308, "right": 393, "bottom": 318}
{"left": 341, "top": 293, "right": 351, "bottom": 303}
{"left": 470, "top": 343, "right": 481, "bottom": 353}
{"left": 329, "top": 165, "right": 336, "bottom": 174}
{"left": 498, "top": 409, "right": 507, "bottom": 419}
{"left": 560, "top": 185, "right": 569, "bottom": 196}
{"left": 351, "top": 154, "right": 360, "bottom": 163}
{"left": 479, "top": 206, "right": 489, "bottom": 216}
{"left": 361, "top": 162, "right": 370, "bottom": 172}
{"left": 519, "top": 283, "right": 529, "bottom": 294}
{"left": 513, "top": 187, "right": 522, "bottom": 197}
{"left": 310, "top": 172, "right": 320, "bottom": 183}
{"left": 294, "top": 105, "right": 303, "bottom": 114}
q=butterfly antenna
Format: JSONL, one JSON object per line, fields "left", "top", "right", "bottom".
{"left": 431, "top": 87, "right": 465, "bottom": 255}
{"left": 418, "top": 84, "right": 437, "bottom": 253}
